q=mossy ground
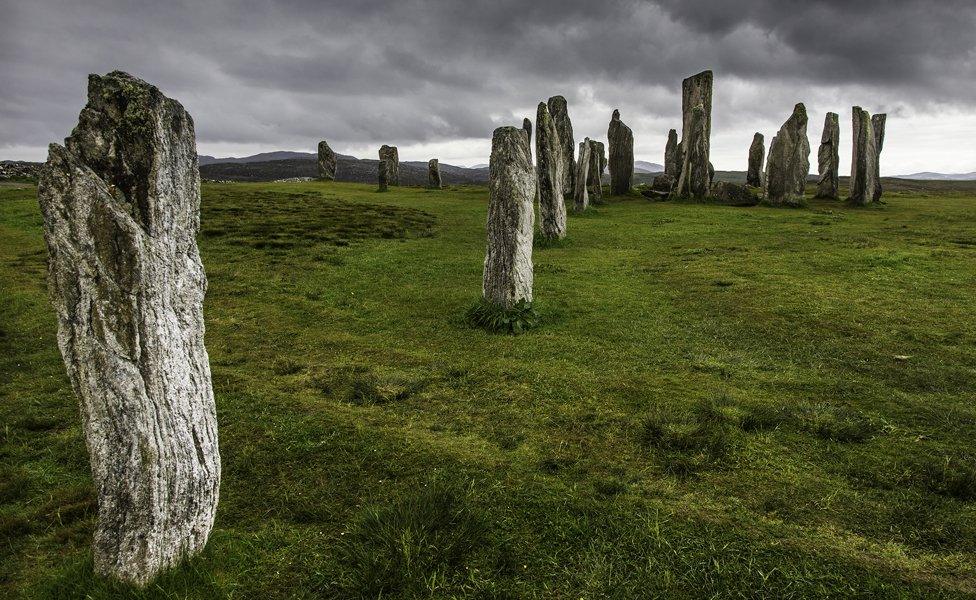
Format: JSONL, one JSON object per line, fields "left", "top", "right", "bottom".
{"left": 2, "top": 180, "right": 976, "bottom": 598}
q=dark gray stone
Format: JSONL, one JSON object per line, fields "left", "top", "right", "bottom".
{"left": 674, "top": 104, "right": 710, "bottom": 199}
{"left": 816, "top": 113, "right": 840, "bottom": 199}
{"left": 317, "top": 140, "right": 337, "bottom": 180}
{"left": 547, "top": 95, "right": 575, "bottom": 196}
{"left": 664, "top": 129, "right": 681, "bottom": 180}
{"left": 763, "top": 103, "right": 811, "bottom": 207}
{"left": 428, "top": 158, "right": 442, "bottom": 189}
{"left": 848, "top": 106, "right": 877, "bottom": 206}
{"left": 747, "top": 132, "right": 764, "bottom": 188}
{"left": 378, "top": 145, "right": 399, "bottom": 185}
{"left": 535, "top": 102, "right": 567, "bottom": 239}
{"left": 608, "top": 109, "right": 634, "bottom": 195}
{"left": 378, "top": 160, "right": 389, "bottom": 192}
{"left": 710, "top": 181, "right": 760, "bottom": 206}
{"left": 872, "top": 113, "right": 886, "bottom": 202}
{"left": 586, "top": 139, "right": 604, "bottom": 204}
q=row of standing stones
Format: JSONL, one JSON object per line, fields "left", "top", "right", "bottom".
{"left": 36, "top": 68, "right": 888, "bottom": 586}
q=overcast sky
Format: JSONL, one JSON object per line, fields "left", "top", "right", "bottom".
{"left": 2, "top": 0, "right": 975, "bottom": 174}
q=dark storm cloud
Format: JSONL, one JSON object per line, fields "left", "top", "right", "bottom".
{"left": 1, "top": 0, "right": 974, "bottom": 170}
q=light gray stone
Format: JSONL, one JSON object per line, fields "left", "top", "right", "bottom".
{"left": 547, "top": 95, "right": 575, "bottom": 196}
{"left": 747, "top": 132, "right": 764, "bottom": 188}
{"left": 608, "top": 109, "right": 634, "bottom": 195}
{"left": 573, "top": 138, "right": 591, "bottom": 212}
{"left": 484, "top": 126, "right": 535, "bottom": 309}
{"left": 674, "top": 104, "right": 710, "bottom": 199}
{"left": 848, "top": 106, "right": 877, "bottom": 206}
{"left": 816, "top": 113, "right": 840, "bottom": 199}
{"left": 535, "top": 102, "right": 567, "bottom": 240}
{"left": 317, "top": 140, "right": 336, "bottom": 180}
{"left": 378, "top": 145, "right": 399, "bottom": 186}
{"left": 37, "top": 71, "right": 219, "bottom": 587}
{"left": 763, "top": 103, "right": 811, "bottom": 207}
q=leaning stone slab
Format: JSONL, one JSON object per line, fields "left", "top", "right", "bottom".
{"left": 318, "top": 140, "right": 337, "bottom": 180}
{"left": 848, "top": 106, "right": 877, "bottom": 206}
{"left": 747, "top": 133, "right": 764, "bottom": 188}
{"left": 573, "top": 138, "right": 591, "bottom": 212}
{"left": 484, "top": 126, "right": 535, "bottom": 309}
{"left": 872, "top": 113, "right": 886, "bottom": 202}
{"left": 379, "top": 145, "right": 399, "bottom": 185}
{"left": 763, "top": 103, "right": 811, "bottom": 207}
{"left": 37, "top": 71, "right": 219, "bottom": 586}
{"left": 815, "top": 113, "right": 840, "bottom": 199}
{"left": 535, "top": 102, "right": 567, "bottom": 239}
{"left": 428, "top": 158, "right": 442, "bottom": 189}
{"left": 547, "top": 95, "right": 575, "bottom": 196}
{"left": 608, "top": 109, "right": 634, "bottom": 195}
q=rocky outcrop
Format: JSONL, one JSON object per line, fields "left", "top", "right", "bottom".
{"left": 816, "top": 113, "right": 840, "bottom": 199}
{"left": 547, "top": 95, "right": 575, "bottom": 196}
{"left": 586, "top": 139, "right": 604, "bottom": 204}
{"left": 747, "top": 133, "right": 764, "bottom": 188}
{"left": 36, "top": 71, "right": 219, "bottom": 586}
{"left": 763, "top": 103, "right": 811, "bottom": 207}
{"left": 710, "top": 181, "right": 760, "bottom": 206}
{"left": 317, "top": 140, "right": 336, "bottom": 180}
{"left": 872, "top": 113, "right": 886, "bottom": 202}
{"left": 652, "top": 174, "right": 675, "bottom": 193}
{"left": 428, "top": 158, "right": 442, "bottom": 189}
{"left": 608, "top": 109, "right": 634, "bottom": 195}
{"left": 484, "top": 126, "right": 535, "bottom": 309}
{"left": 674, "top": 104, "right": 710, "bottom": 199}
{"left": 378, "top": 160, "right": 389, "bottom": 192}
{"left": 535, "top": 102, "right": 567, "bottom": 239}
{"left": 848, "top": 106, "right": 877, "bottom": 206}
{"left": 378, "top": 145, "right": 399, "bottom": 185}
{"left": 573, "top": 138, "right": 591, "bottom": 212}
{"left": 664, "top": 129, "right": 681, "bottom": 180}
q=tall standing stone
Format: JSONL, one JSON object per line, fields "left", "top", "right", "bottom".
{"left": 378, "top": 160, "right": 389, "bottom": 192}
{"left": 523, "top": 117, "right": 533, "bottom": 149}
{"left": 872, "top": 113, "right": 886, "bottom": 202}
{"left": 848, "top": 106, "right": 877, "bottom": 206}
{"left": 535, "top": 102, "right": 567, "bottom": 240}
{"left": 816, "top": 113, "right": 840, "bottom": 199}
{"left": 586, "top": 139, "right": 604, "bottom": 204}
{"left": 674, "top": 104, "right": 710, "bottom": 199}
{"left": 747, "top": 133, "right": 765, "bottom": 188}
{"left": 664, "top": 129, "right": 681, "bottom": 180}
{"left": 573, "top": 138, "right": 592, "bottom": 212}
{"left": 36, "top": 72, "right": 219, "bottom": 586}
{"left": 484, "top": 126, "right": 535, "bottom": 309}
{"left": 763, "top": 103, "right": 811, "bottom": 207}
{"left": 317, "top": 140, "right": 337, "bottom": 181}
{"left": 608, "top": 109, "right": 634, "bottom": 195}
{"left": 428, "top": 159, "right": 442, "bottom": 189}
{"left": 379, "top": 145, "right": 399, "bottom": 186}
{"left": 547, "top": 95, "right": 575, "bottom": 196}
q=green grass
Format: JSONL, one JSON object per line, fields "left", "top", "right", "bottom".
{"left": 3, "top": 179, "right": 976, "bottom": 597}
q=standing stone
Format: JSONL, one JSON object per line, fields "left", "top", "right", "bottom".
{"left": 535, "top": 102, "right": 567, "bottom": 240}
{"left": 747, "top": 133, "right": 765, "bottom": 188}
{"left": 428, "top": 159, "right": 442, "bottom": 189}
{"left": 872, "top": 113, "right": 886, "bottom": 202}
{"left": 523, "top": 117, "right": 533, "bottom": 148}
{"left": 547, "top": 95, "right": 575, "bottom": 196}
{"left": 680, "top": 71, "right": 712, "bottom": 165}
{"left": 573, "top": 138, "right": 592, "bottom": 212}
{"left": 608, "top": 109, "right": 634, "bottom": 195}
{"left": 586, "top": 139, "right": 604, "bottom": 204}
{"left": 378, "top": 160, "right": 389, "bottom": 192}
{"left": 815, "top": 113, "right": 840, "bottom": 199}
{"left": 673, "top": 104, "right": 710, "bottom": 199}
{"left": 378, "top": 145, "right": 399, "bottom": 186}
{"left": 317, "top": 140, "right": 337, "bottom": 180}
{"left": 848, "top": 106, "right": 877, "bottom": 206}
{"left": 664, "top": 129, "right": 681, "bottom": 180}
{"left": 36, "top": 72, "right": 219, "bottom": 586}
{"left": 763, "top": 103, "right": 811, "bottom": 207}
{"left": 484, "top": 126, "right": 535, "bottom": 309}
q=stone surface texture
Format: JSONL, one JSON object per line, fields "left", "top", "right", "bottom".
{"left": 816, "top": 113, "right": 840, "bottom": 199}
{"left": 872, "top": 113, "right": 886, "bottom": 202}
{"left": 848, "top": 106, "right": 878, "bottom": 205}
{"left": 608, "top": 109, "right": 634, "bottom": 195}
{"left": 378, "top": 145, "right": 399, "bottom": 185}
{"left": 665, "top": 129, "right": 681, "bottom": 181}
{"left": 535, "top": 102, "right": 567, "bottom": 239}
{"left": 586, "top": 139, "right": 604, "bottom": 204}
{"left": 317, "top": 140, "right": 336, "bottom": 180}
{"left": 763, "top": 103, "right": 811, "bottom": 207}
{"left": 674, "top": 104, "right": 710, "bottom": 199}
{"left": 428, "top": 158, "right": 442, "bottom": 189}
{"left": 547, "top": 95, "right": 575, "bottom": 196}
{"left": 378, "top": 159, "right": 389, "bottom": 191}
{"left": 573, "top": 138, "right": 591, "bottom": 212}
{"left": 747, "top": 132, "right": 764, "bottom": 188}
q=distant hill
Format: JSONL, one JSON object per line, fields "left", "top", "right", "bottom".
{"left": 895, "top": 171, "right": 976, "bottom": 181}
{"left": 201, "top": 156, "right": 490, "bottom": 185}
{"left": 198, "top": 151, "right": 323, "bottom": 166}
{"left": 634, "top": 161, "right": 664, "bottom": 174}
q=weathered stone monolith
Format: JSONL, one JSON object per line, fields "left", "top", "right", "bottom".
{"left": 378, "top": 160, "right": 389, "bottom": 192}
{"left": 535, "top": 102, "right": 567, "bottom": 239}
{"left": 573, "top": 138, "right": 591, "bottom": 212}
{"left": 680, "top": 71, "right": 712, "bottom": 166}
{"left": 747, "top": 133, "right": 764, "bottom": 188}
{"left": 674, "top": 104, "right": 710, "bottom": 199}
{"left": 378, "top": 145, "right": 399, "bottom": 185}
{"left": 37, "top": 71, "right": 219, "bottom": 587}
{"left": 484, "top": 126, "right": 535, "bottom": 309}
{"left": 848, "top": 106, "right": 877, "bottom": 206}
{"left": 763, "top": 103, "right": 811, "bottom": 207}
{"left": 872, "top": 113, "right": 886, "bottom": 202}
{"left": 816, "top": 113, "right": 840, "bottom": 199}
{"left": 664, "top": 129, "right": 681, "bottom": 180}
{"left": 523, "top": 117, "right": 532, "bottom": 149}
{"left": 317, "top": 140, "right": 337, "bottom": 180}
{"left": 608, "top": 109, "right": 634, "bottom": 195}
{"left": 586, "top": 139, "right": 604, "bottom": 204}
{"left": 547, "top": 95, "right": 575, "bottom": 196}
{"left": 428, "top": 159, "right": 442, "bottom": 189}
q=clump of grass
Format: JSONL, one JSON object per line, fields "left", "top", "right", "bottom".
{"left": 796, "top": 404, "right": 878, "bottom": 443}
{"left": 920, "top": 456, "right": 976, "bottom": 501}
{"left": 465, "top": 299, "right": 539, "bottom": 335}
{"left": 271, "top": 357, "right": 304, "bottom": 376}
{"left": 739, "top": 404, "right": 794, "bottom": 432}
{"left": 334, "top": 480, "right": 499, "bottom": 598}
{"left": 308, "top": 364, "right": 427, "bottom": 405}
{"left": 638, "top": 398, "right": 738, "bottom": 478}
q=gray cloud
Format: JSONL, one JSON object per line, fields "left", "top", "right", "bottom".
{"left": 2, "top": 0, "right": 975, "bottom": 173}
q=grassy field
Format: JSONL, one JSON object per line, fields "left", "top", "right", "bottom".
{"left": 2, "top": 178, "right": 976, "bottom": 598}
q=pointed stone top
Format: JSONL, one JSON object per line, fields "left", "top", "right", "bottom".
{"left": 548, "top": 95, "right": 567, "bottom": 105}
{"left": 612, "top": 109, "right": 620, "bottom": 120}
